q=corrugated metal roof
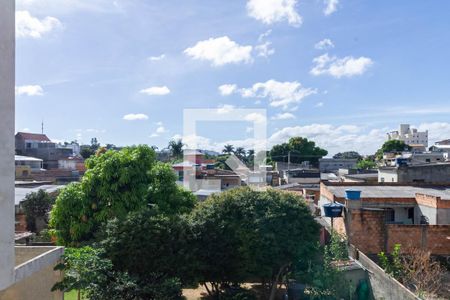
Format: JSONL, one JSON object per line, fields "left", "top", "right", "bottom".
{"left": 15, "top": 185, "right": 65, "bottom": 205}
{"left": 327, "top": 185, "right": 450, "bottom": 200}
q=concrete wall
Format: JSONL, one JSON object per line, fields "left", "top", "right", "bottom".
{"left": 399, "top": 164, "right": 450, "bottom": 183}
{"left": 0, "top": 0, "right": 15, "bottom": 290}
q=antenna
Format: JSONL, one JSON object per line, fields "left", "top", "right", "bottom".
{"left": 41, "top": 119, "right": 44, "bottom": 134}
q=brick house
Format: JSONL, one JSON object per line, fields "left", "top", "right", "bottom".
{"left": 319, "top": 182, "right": 450, "bottom": 255}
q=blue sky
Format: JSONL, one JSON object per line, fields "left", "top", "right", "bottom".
{"left": 15, "top": 0, "right": 450, "bottom": 155}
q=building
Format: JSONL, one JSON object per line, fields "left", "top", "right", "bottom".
{"left": 387, "top": 124, "right": 428, "bottom": 147}
{"left": 319, "top": 182, "right": 450, "bottom": 255}
{"left": 382, "top": 151, "right": 446, "bottom": 167}
{"left": 282, "top": 168, "right": 321, "bottom": 184}
{"left": 14, "top": 155, "right": 43, "bottom": 178}
{"left": 319, "top": 158, "right": 358, "bottom": 173}
{"left": 15, "top": 132, "right": 73, "bottom": 169}
{"left": 378, "top": 163, "right": 450, "bottom": 183}
{"left": 1, "top": 4, "right": 63, "bottom": 298}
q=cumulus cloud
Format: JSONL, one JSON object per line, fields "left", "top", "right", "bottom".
{"left": 15, "top": 85, "right": 44, "bottom": 96}
{"left": 16, "top": 11, "right": 62, "bottom": 39}
{"left": 247, "top": 0, "right": 302, "bottom": 26}
{"left": 269, "top": 124, "right": 385, "bottom": 155}
{"left": 236, "top": 80, "right": 317, "bottom": 109}
{"left": 272, "top": 112, "right": 295, "bottom": 120}
{"left": 148, "top": 54, "right": 165, "bottom": 61}
{"left": 315, "top": 102, "right": 324, "bottom": 107}
{"left": 184, "top": 36, "right": 253, "bottom": 66}
{"left": 123, "top": 113, "right": 148, "bottom": 121}
{"left": 150, "top": 123, "right": 167, "bottom": 137}
{"left": 244, "top": 112, "right": 267, "bottom": 124}
{"left": 218, "top": 84, "right": 238, "bottom": 96}
{"left": 310, "top": 53, "right": 373, "bottom": 78}
{"left": 255, "top": 42, "right": 275, "bottom": 58}
{"left": 216, "top": 104, "right": 236, "bottom": 114}
{"left": 314, "top": 38, "right": 334, "bottom": 50}
{"left": 140, "top": 86, "right": 171, "bottom": 96}
{"left": 324, "top": 0, "right": 339, "bottom": 16}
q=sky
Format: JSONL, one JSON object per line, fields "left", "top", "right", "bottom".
{"left": 15, "top": 0, "right": 450, "bottom": 156}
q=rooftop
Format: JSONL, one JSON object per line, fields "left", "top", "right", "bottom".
{"left": 325, "top": 184, "right": 450, "bottom": 200}
{"left": 15, "top": 185, "right": 65, "bottom": 206}
{"left": 14, "top": 155, "right": 43, "bottom": 162}
{"left": 15, "top": 132, "right": 51, "bottom": 142}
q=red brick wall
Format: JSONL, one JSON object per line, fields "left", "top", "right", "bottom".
{"left": 15, "top": 213, "right": 27, "bottom": 232}
{"left": 387, "top": 224, "right": 450, "bottom": 255}
{"left": 347, "top": 209, "right": 386, "bottom": 254}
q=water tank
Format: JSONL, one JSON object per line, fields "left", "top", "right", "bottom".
{"left": 323, "top": 203, "right": 344, "bottom": 218}
{"left": 345, "top": 189, "right": 361, "bottom": 200}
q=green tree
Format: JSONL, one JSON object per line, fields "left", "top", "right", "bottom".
{"left": 269, "top": 137, "right": 328, "bottom": 166}
{"left": 168, "top": 139, "right": 184, "bottom": 159}
{"left": 234, "top": 147, "right": 246, "bottom": 159}
{"left": 333, "top": 151, "right": 362, "bottom": 160}
{"left": 376, "top": 140, "right": 412, "bottom": 160}
{"left": 22, "top": 189, "right": 56, "bottom": 232}
{"left": 357, "top": 158, "right": 377, "bottom": 170}
{"left": 222, "top": 144, "right": 235, "bottom": 155}
{"left": 101, "top": 209, "right": 196, "bottom": 287}
{"left": 190, "top": 187, "right": 320, "bottom": 299}
{"left": 80, "top": 145, "right": 95, "bottom": 159}
{"left": 50, "top": 145, "right": 194, "bottom": 246}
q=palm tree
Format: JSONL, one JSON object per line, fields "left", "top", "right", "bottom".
{"left": 234, "top": 147, "right": 246, "bottom": 159}
{"left": 168, "top": 139, "right": 184, "bottom": 158}
{"left": 222, "top": 144, "right": 234, "bottom": 155}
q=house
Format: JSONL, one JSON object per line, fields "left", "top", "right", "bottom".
{"left": 319, "top": 158, "right": 358, "bottom": 173}
{"left": 378, "top": 163, "right": 450, "bottom": 184}
{"left": 282, "top": 168, "right": 321, "bottom": 184}
{"left": 15, "top": 132, "right": 73, "bottom": 169}
{"left": 382, "top": 151, "right": 446, "bottom": 167}
{"left": 319, "top": 182, "right": 450, "bottom": 255}
{"left": 387, "top": 124, "right": 428, "bottom": 147}
{"left": 58, "top": 156, "right": 85, "bottom": 172}
{"left": 15, "top": 155, "right": 43, "bottom": 178}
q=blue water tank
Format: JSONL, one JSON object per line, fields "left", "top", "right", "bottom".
{"left": 323, "top": 203, "right": 344, "bottom": 217}
{"left": 345, "top": 189, "right": 361, "bottom": 200}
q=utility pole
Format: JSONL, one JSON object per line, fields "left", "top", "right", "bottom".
{"left": 287, "top": 151, "right": 291, "bottom": 184}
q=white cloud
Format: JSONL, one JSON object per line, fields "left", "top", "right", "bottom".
{"left": 244, "top": 112, "right": 267, "bottom": 124}
{"left": 140, "top": 86, "right": 171, "bottom": 96}
{"left": 314, "top": 38, "right": 334, "bottom": 50}
{"left": 16, "top": 11, "right": 62, "bottom": 39}
{"left": 16, "top": 0, "right": 124, "bottom": 14}
{"left": 156, "top": 126, "right": 166, "bottom": 134}
{"left": 148, "top": 54, "right": 165, "bottom": 61}
{"left": 272, "top": 112, "right": 295, "bottom": 120}
{"left": 310, "top": 53, "right": 373, "bottom": 78}
{"left": 216, "top": 104, "right": 236, "bottom": 114}
{"left": 255, "top": 42, "right": 275, "bottom": 58}
{"left": 22, "top": 128, "right": 31, "bottom": 132}
{"left": 238, "top": 79, "right": 317, "bottom": 109}
{"left": 258, "top": 29, "right": 272, "bottom": 42}
{"left": 315, "top": 102, "right": 324, "bottom": 107}
{"left": 123, "top": 113, "right": 148, "bottom": 121}
{"left": 324, "top": 0, "right": 339, "bottom": 16}
{"left": 218, "top": 84, "right": 237, "bottom": 96}
{"left": 15, "top": 85, "right": 44, "bottom": 96}
{"left": 269, "top": 124, "right": 384, "bottom": 155}
{"left": 247, "top": 0, "right": 302, "bottom": 26}
{"left": 184, "top": 36, "right": 253, "bottom": 66}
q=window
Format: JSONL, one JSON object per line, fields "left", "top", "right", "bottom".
{"left": 385, "top": 208, "right": 395, "bottom": 223}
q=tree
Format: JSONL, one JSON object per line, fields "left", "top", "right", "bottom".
{"left": 50, "top": 145, "right": 194, "bottom": 246}
{"left": 22, "top": 189, "right": 56, "bottom": 232}
{"left": 269, "top": 137, "right": 328, "bottom": 166}
{"left": 222, "top": 144, "right": 235, "bottom": 155}
{"left": 357, "top": 158, "right": 377, "bottom": 170}
{"left": 333, "top": 151, "right": 362, "bottom": 160}
{"left": 168, "top": 139, "right": 184, "bottom": 159}
{"left": 189, "top": 187, "right": 320, "bottom": 299}
{"left": 80, "top": 145, "right": 95, "bottom": 159}
{"left": 234, "top": 147, "right": 246, "bottom": 159}
{"left": 101, "top": 209, "right": 196, "bottom": 288}
{"left": 376, "top": 140, "right": 411, "bottom": 160}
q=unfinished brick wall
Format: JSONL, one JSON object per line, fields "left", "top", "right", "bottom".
{"left": 347, "top": 209, "right": 386, "bottom": 254}
{"left": 387, "top": 224, "right": 450, "bottom": 255}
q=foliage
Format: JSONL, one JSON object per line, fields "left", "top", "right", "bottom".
{"left": 269, "top": 137, "right": 328, "bottom": 166}
{"left": 222, "top": 144, "right": 235, "bottom": 154}
{"left": 53, "top": 246, "right": 183, "bottom": 300}
{"left": 168, "top": 139, "right": 184, "bottom": 158}
{"left": 356, "top": 158, "right": 377, "bottom": 170}
{"left": 215, "top": 154, "right": 232, "bottom": 170}
{"left": 189, "top": 187, "right": 320, "bottom": 299}
{"left": 378, "top": 244, "right": 403, "bottom": 279}
{"left": 22, "top": 189, "right": 56, "bottom": 232}
{"left": 324, "top": 232, "right": 348, "bottom": 261}
{"left": 333, "top": 151, "right": 362, "bottom": 160}
{"left": 101, "top": 208, "right": 196, "bottom": 285}
{"left": 50, "top": 145, "right": 194, "bottom": 246}
{"left": 376, "top": 140, "right": 412, "bottom": 159}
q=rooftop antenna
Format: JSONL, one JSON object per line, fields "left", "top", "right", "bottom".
{"left": 41, "top": 119, "right": 44, "bottom": 134}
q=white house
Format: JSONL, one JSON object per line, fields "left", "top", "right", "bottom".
{"left": 387, "top": 124, "right": 428, "bottom": 147}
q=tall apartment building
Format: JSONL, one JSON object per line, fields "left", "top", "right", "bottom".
{"left": 387, "top": 124, "right": 428, "bottom": 147}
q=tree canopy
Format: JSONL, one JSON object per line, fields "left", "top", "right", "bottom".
{"left": 22, "top": 189, "right": 56, "bottom": 232}
{"left": 333, "top": 151, "right": 362, "bottom": 160}
{"left": 376, "top": 140, "right": 412, "bottom": 159}
{"left": 269, "top": 137, "right": 328, "bottom": 166}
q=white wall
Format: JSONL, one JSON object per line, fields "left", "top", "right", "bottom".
{"left": 0, "top": 0, "right": 15, "bottom": 290}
